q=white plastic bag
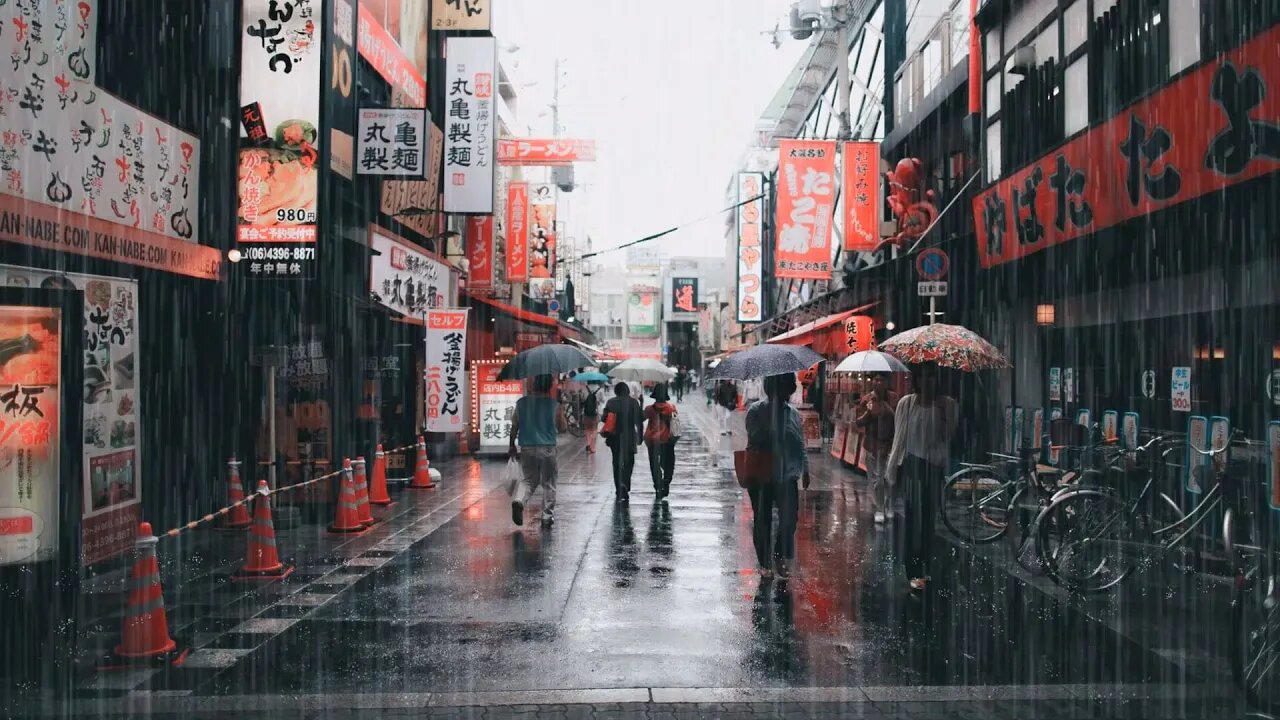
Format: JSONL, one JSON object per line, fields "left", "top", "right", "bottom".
{"left": 503, "top": 457, "right": 522, "bottom": 497}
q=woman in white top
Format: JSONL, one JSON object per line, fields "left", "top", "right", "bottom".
{"left": 886, "top": 365, "right": 958, "bottom": 592}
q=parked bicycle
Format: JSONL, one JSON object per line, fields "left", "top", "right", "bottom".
{"left": 1234, "top": 535, "right": 1278, "bottom": 715}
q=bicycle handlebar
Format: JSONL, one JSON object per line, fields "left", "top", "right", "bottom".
{"left": 1188, "top": 427, "right": 1245, "bottom": 456}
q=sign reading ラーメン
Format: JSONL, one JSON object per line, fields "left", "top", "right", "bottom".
{"left": 425, "top": 309, "right": 469, "bottom": 432}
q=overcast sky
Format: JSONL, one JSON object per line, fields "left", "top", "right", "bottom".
{"left": 491, "top": 1, "right": 807, "bottom": 260}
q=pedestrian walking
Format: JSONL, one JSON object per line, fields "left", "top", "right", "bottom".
{"left": 601, "top": 382, "right": 644, "bottom": 501}
{"left": 674, "top": 368, "right": 686, "bottom": 402}
{"left": 886, "top": 365, "right": 958, "bottom": 592}
{"left": 509, "top": 374, "right": 568, "bottom": 528}
{"left": 743, "top": 373, "right": 810, "bottom": 580}
{"left": 854, "top": 389, "right": 895, "bottom": 523}
{"left": 643, "top": 383, "right": 678, "bottom": 500}
{"left": 715, "top": 380, "right": 739, "bottom": 435}
{"left": 582, "top": 384, "right": 601, "bottom": 454}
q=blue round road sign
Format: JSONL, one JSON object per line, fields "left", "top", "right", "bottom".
{"left": 916, "top": 248, "right": 949, "bottom": 281}
{"left": 548, "top": 299, "right": 561, "bottom": 312}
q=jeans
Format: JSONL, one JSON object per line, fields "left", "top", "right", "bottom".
{"left": 609, "top": 442, "right": 637, "bottom": 496}
{"left": 863, "top": 448, "right": 889, "bottom": 510}
{"left": 747, "top": 479, "right": 799, "bottom": 568}
{"left": 516, "top": 445, "right": 558, "bottom": 520}
{"left": 901, "top": 454, "right": 942, "bottom": 579}
{"left": 646, "top": 440, "right": 675, "bottom": 492}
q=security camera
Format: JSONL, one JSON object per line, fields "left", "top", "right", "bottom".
{"left": 790, "top": 0, "right": 822, "bottom": 39}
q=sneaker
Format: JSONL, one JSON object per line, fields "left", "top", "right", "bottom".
{"left": 874, "top": 511, "right": 885, "bottom": 524}
{"left": 511, "top": 501, "right": 524, "bottom": 526}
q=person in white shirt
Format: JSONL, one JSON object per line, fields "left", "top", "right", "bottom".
{"left": 886, "top": 365, "right": 958, "bottom": 593}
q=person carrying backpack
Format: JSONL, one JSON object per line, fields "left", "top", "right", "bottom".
{"left": 601, "top": 382, "right": 645, "bottom": 501}
{"left": 643, "top": 383, "right": 680, "bottom": 501}
{"left": 582, "top": 384, "right": 601, "bottom": 454}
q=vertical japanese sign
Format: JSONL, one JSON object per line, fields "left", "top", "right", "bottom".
{"left": 527, "top": 183, "right": 556, "bottom": 300}
{"left": 1063, "top": 368, "right": 1075, "bottom": 403}
{"left": 1102, "top": 410, "right": 1118, "bottom": 442}
{"left": 425, "top": 309, "right": 469, "bottom": 432}
{"left": 328, "top": 0, "right": 357, "bottom": 179}
{"left": 775, "top": 140, "right": 836, "bottom": 280}
{"left": 1185, "top": 415, "right": 1209, "bottom": 493}
{"left": 1123, "top": 412, "right": 1139, "bottom": 450}
{"left": 0, "top": 305, "right": 60, "bottom": 566}
{"left": 505, "top": 182, "right": 529, "bottom": 281}
{"left": 466, "top": 215, "right": 494, "bottom": 288}
{"left": 671, "top": 278, "right": 698, "bottom": 314}
{"left": 842, "top": 141, "right": 880, "bottom": 253}
{"left": 474, "top": 362, "right": 520, "bottom": 451}
{"left": 237, "top": 0, "right": 323, "bottom": 278}
{"left": 358, "top": 108, "right": 427, "bottom": 176}
{"left": 1031, "top": 408, "right": 1044, "bottom": 449}
{"left": 1048, "top": 367, "right": 1061, "bottom": 401}
{"left": 1171, "top": 366, "right": 1192, "bottom": 412}
{"left": 1268, "top": 420, "right": 1280, "bottom": 511}
{"left": 432, "top": 0, "right": 490, "bottom": 30}
{"left": 443, "top": 36, "right": 496, "bottom": 214}
{"left": 736, "top": 172, "right": 764, "bottom": 323}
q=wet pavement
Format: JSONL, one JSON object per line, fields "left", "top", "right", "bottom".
{"left": 4, "top": 401, "right": 1254, "bottom": 718}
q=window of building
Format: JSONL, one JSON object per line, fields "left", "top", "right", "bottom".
{"left": 1089, "top": 0, "right": 1168, "bottom": 124}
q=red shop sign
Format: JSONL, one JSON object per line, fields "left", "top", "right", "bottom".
{"left": 775, "top": 140, "right": 837, "bottom": 280}
{"left": 972, "top": 24, "right": 1280, "bottom": 269}
{"left": 497, "top": 139, "right": 597, "bottom": 166}
{"left": 505, "top": 182, "right": 528, "bottom": 281}
{"left": 466, "top": 215, "right": 494, "bottom": 288}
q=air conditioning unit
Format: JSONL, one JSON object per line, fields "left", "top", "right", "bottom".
{"left": 790, "top": 0, "right": 822, "bottom": 39}
{"left": 553, "top": 165, "right": 575, "bottom": 192}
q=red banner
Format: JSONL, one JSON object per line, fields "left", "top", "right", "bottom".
{"left": 356, "top": 3, "right": 427, "bottom": 109}
{"left": 842, "top": 141, "right": 880, "bottom": 253}
{"left": 776, "top": 140, "right": 837, "bottom": 279}
{"left": 505, "top": 182, "right": 528, "bottom": 281}
{"left": 466, "top": 215, "right": 494, "bottom": 288}
{"left": 497, "top": 139, "right": 597, "bottom": 165}
{"left": 973, "top": 24, "right": 1280, "bottom": 268}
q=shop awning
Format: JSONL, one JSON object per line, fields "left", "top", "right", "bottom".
{"left": 768, "top": 302, "right": 875, "bottom": 345}
{"left": 565, "top": 337, "right": 615, "bottom": 359}
{"left": 466, "top": 293, "right": 559, "bottom": 329}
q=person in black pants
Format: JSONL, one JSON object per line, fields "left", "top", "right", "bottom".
{"left": 643, "top": 383, "right": 678, "bottom": 500}
{"left": 743, "top": 373, "right": 810, "bottom": 580}
{"left": 601, "top": 382, "right": 644, "bottom": 501}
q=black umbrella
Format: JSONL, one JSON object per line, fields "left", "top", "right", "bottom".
{"left": 711, "top": 344, "right": 824, "bottom": 380}
{"left": 497, "top": 344, "right": 594, "bottom": 380}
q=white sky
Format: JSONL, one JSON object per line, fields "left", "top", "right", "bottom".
{"left": 492, "top": 1, "right": 807, "bottom": 259}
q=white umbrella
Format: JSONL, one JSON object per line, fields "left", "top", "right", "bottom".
{"left": 833, "top": 350, "right": 910, "bottom": 374}
{"left": 609, "top": 358, "right": 676, "bottom": 383}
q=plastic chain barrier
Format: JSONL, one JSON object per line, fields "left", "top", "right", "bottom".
{"left": 157, "top": 443, "right": 419, "bottom": 541}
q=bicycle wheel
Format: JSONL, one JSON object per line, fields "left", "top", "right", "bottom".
{"left": 1037, "top": 489, "right": 1138, "bottom": 593}
{"left": 1232, "top": 564, "right": 1279, "bottom": 715}
{"left": 941, "top": 466, "right": 1014, "bottom": 544}
{"left": 1223, "top": 505, "right": 1262, "bottom": 576}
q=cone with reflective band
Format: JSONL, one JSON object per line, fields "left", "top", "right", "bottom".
{"left": 369, "top": 444, "right": 393, "bottom": 506}
{"left": 327, "top": 458, "right": 367, "bottom": 534}
{"left": 233, "top": 481, "right": 294, "bottom": 580}
{"left": 114, "top": 522, "right": 178, "bottom": 659}
{"left": 353, "top": 457, "right": 374, "bottom": 526}
{"left": 222, "top": 458, "right": 251, "bottom": 529}
{"left": 408, "top": 436, "right": 435, "bottom": 489}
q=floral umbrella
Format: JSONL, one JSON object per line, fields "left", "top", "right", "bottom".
{"left": 878, "top": 323, "right": 1011, "bottom": 372}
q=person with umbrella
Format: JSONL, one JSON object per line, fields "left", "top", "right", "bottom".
{"left": 743, "top": 373, "right": 811, "bottom": 580}
{"left": 601, "top": 382, "right": 645, "bottom": 501}
{"left": 855, "top": 383, "right": 896, "bottom": 524}
{"left": 642, "top": 383, "right": 679, "bottom": 501}
{"left": 508, "top": 374, "right": 568, "bottom": 527}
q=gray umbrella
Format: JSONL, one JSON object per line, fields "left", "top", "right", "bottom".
{"left": 711, "top": 344, "right": 824, "bottom": 380}
{"left": 498, "top": 344, "right": 594, "bottom": 380}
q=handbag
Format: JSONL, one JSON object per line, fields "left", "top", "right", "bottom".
{"left": 503, "top": 457, "right": 522, "bottom": 497}
{"left": 733, "top": 448, "right": 772, "bottom": 489}
{"left": 668, "top": 411, "right": 682, "bottom": 439}
{"left": 601, "top": 411, "right": 617, "bottom": 435}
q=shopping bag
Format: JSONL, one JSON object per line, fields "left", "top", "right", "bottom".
{"left": 668, "top": 411, "right": 682, "bottom": 439}
{"left": 503, "top": 457, "right": 522, "bottom": 497}
{"left": 733, "top": 449, "right": 772, "bottom": 489}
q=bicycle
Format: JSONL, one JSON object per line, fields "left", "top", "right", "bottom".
{"left": 560, "top": 396, "right": 586, "bottom": 438}
{"left": 1035, "top": 429, "right": 1260, "bottom": 594}
{"left": 1233, "top": 537, "right": 1278, "bottom": 715}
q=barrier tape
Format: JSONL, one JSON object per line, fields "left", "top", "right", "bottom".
{"left": 157, "top": 442, "right": 420, "bottom": 541}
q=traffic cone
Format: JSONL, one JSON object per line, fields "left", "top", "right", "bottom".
{"left": 408, "top": 436, "right": 436, "bottom": 489}
{"left": 368, "top": 444, "right": 394, "bottom": 506}
{"left": 113, "top": 522, "right": 181, "bottom": 662}
{"left": 353, "top": 457, "right": 375, "bottom": 527}
{"left": 327, "top": 458, "right": 368, "bottom": 535}
{"left": 221, "top": 457, "right": 251, "bottom": 530}
{"left": 232, "top": 481, "right": 294, "bottom": 581}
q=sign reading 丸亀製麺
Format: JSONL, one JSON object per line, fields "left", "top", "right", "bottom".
{"left": 357, "top": 108, "right": 427, "bottom": 177}
{"left": 475, "top": 363, "right": 521, "bottom": 451}
{"left": 497, "top": 139, "right": 596, "bottom": 166}
{"left": 237, "top": 0, "right": 322, "bottom": 278}
{"left": 466, "top": 215, "right": 494, "bottom": 288}
{"left": 972, "top": 24, "right": 1280, "bottom": 269}
{"left": 842, "top": 141, "right": 880, "bottom": 253}
{"left": 775, "top": 140, "right": 836, "bottom": 280}
{"left": 369, "top": 226, "right": 455, "bottom": 316}
{"left": 736, "top": 172, "right": 764, "bottom": 323}
{"left": 432, "top": 0, "right": 490, "bottom": 30}
{"left": 425, "top": 309, "right": 469, "bottom": 432}
{"left": 443, "top": 37, "right": 496, "bottom": 214}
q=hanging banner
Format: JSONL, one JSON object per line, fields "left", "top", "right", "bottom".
{"left": 369, "top": 226, "right": 455, "bottom": 315}
{"left": 357, "top": 0, "right": 428, "bottom": 109}
{"left": 0, "top": 304, "right": 61, "bottom": 567}
{"left": 505, "top": 182, "right": 529, "bottom": 281}
{"left": 842, "top": 141, "right": 880, "bottom": 253}
{"left": 472, "top": 361, "right": 521, "bottom": 451}
{"left": 465, "top": 215, "right": 494, "bottom": 288}
{"left": 357, "top": 107, "right": 427, "bottom": 176}
{"left": 527, "top": 183, "right": 556, "bottom": 300}
{"left": 671, "top": 277, "right": 698, "bottom": 314}
{"left": 237, "top": 0, "right": 323, "bottom": 278}
{"left": 443, "top": 36, "right": 497, "bottom": 214}
{"left": 775, "top": 140, "right": 836, "bottom": 280}
{"left": 425, "top": 309, "right": 469, "bottom": 432}
{"left": 432, "top": 0, "right": 491, "bottom": 30}
{"left": 736, "top": 172, "right": 764, "bottom": 323}
{"left": 497, "top": 139, "right": 596, "bottom": 165}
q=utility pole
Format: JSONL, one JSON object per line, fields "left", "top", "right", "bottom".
{"left": 834, "top": 5, "right": 853, "bottom": 140}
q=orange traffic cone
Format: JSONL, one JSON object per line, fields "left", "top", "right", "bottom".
{"left": 232, "top": 481, "right": 294, "bottom": 581}
{"left": 113, "top": 522, "right": 180, "bottom": 662}
{"left": 221, "top": 457, "right": 251, "bottom": 530}
{"left": 408, "top": 436, "right": 436, "bottom": 489}
{"left": 327, "top": 458, "right": 368, "bottom": 535}
{"left": 368, "top": 444, "right": 394, "bottom": 506}
{"left": 353, "top": 457, "right": 375, "bottom": 527}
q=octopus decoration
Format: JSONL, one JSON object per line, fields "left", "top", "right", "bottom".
{"left": 879, "top": 158, "right": 938, "bottom": 250}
